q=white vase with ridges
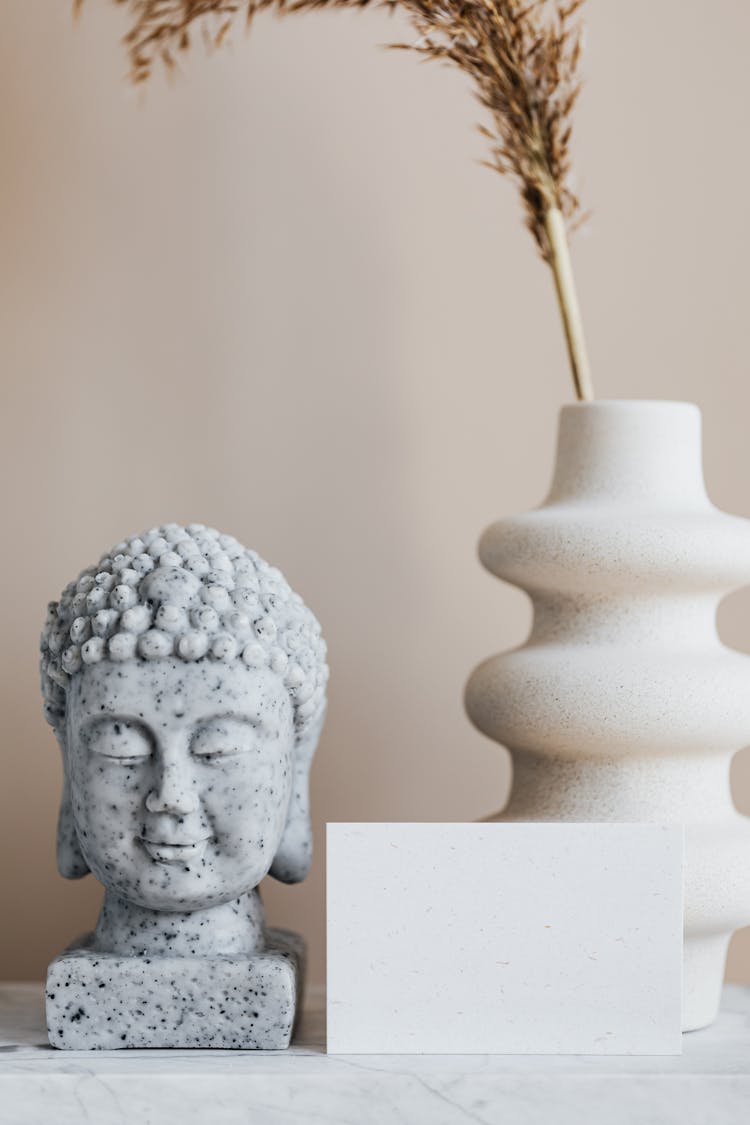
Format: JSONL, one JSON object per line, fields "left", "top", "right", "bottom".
{"left": 465, "top": 400, "right": 750, "bottom": 1031}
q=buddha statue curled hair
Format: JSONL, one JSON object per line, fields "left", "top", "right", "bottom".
{"left": 41, "top": 522, "right": 328, "bottom": 737}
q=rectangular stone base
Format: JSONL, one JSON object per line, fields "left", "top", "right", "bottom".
{"left": 46, "top": 928, "right": 305, "bottom": 1050}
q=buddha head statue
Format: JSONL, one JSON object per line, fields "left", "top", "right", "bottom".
{"left": 40, "top": 523, "right": 327, "bottom": 954}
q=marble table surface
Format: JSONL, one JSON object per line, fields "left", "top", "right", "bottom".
{"left": 1, "top": 983, "right": 748, "bottom": 1124}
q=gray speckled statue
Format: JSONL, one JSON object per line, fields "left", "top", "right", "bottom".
{"left": 40, "top": 523, "right": 328, "bottom": 1050}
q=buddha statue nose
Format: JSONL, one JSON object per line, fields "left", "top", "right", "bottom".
{"left": 146, "top": 755, "right": 199, "bottom": 817}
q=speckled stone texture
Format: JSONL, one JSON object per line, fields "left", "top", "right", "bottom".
{"left": 465, "top": 401, "right": 750, "bottom": 1032}
{"left": 39, "top": 523, "right": 327, "bottom": 1050}
{"left": 46, "top": 929, "right": 304, "bottom": 1050}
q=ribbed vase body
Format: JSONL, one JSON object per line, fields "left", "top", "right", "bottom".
{"left": 465, "top": 401, "right": 750, "bottom": 1030}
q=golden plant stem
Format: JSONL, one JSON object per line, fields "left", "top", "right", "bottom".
{"left": 543, "top": 205, "right": 594, "bottom": 402}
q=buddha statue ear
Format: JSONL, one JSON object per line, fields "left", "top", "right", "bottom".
{"left": 269, "top": 706, "right": 325, "bottom": 885}
{"left": 55, "top": 733, "right": 89, "bottom": 880}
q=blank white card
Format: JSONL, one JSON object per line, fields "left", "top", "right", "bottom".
{"left": 326, "top": 823, "right": 683, "bottom": 1055}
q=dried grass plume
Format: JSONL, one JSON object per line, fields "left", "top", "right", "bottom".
{"left": 107, "top": 0, "right": 594, "bottom": 400}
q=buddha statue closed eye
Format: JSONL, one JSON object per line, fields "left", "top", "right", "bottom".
{"left": 40, "top": 523, "right": 328, "bottom": 1049}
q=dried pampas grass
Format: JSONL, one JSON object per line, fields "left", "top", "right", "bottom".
{"left": 105, "top": 0, "right": 594, "bottom": 400}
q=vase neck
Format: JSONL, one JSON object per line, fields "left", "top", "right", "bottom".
{"left": 546, "top": 401, "right": 710, "bottom": 508}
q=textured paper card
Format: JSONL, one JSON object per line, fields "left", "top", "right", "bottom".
{"left": 327, "top": 823, "right": 683, "bottom": 1055}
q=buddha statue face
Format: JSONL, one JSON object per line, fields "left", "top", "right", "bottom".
{"left": 41, "top": 524, "right": 328, "bottom": 914}
{"left": 66, "top": 659, "right": 295, "bottom": 911}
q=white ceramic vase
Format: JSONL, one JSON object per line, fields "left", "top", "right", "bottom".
{"left": 465, "top": 400, "right": 750, "bottom": 1031}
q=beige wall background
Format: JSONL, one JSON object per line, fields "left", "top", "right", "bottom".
{"left": 2, "top": 0, "right": 750, "bottom": 987}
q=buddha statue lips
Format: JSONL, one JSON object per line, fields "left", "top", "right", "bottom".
{"left": 40, "top": 522, "right": 328, "bottom": 1049}
{"left": 140, "top": 839, "right": 211, "bottom": 864}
